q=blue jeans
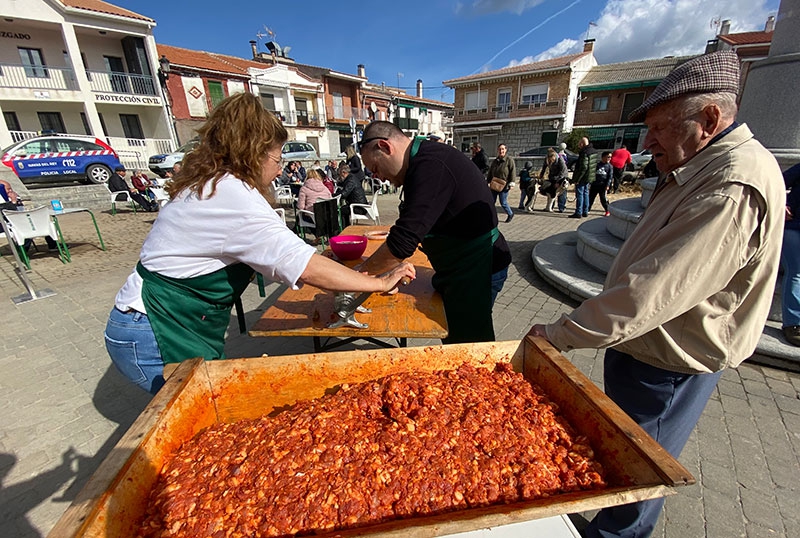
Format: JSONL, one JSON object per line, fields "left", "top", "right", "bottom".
{"left": 492, "top": 190, "right": 513, "bottom": 217}
{"left": 782, "top": 228, "right": 800, "bottom": 327}
{"left": 557, "top": 190, "right": 568, "bottom": 212}
{"left": 490, "top": 266, "right": 508, "bottom": 307}
{"left": 104, "top": 307, "right": 165, "bottom": 394}
{"left": 518, "top": 184, "right": 533, "bottom": 209}
{"left": 574, "top": 183, "right": 590, "bottom": 216}
{"left": 585, "top": 349, "right": 722, "bottom": 538}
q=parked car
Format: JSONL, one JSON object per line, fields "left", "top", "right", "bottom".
{"left": 148, "top": 138, "right": 199, "bottom": 178}
{"left": 519, "top": 146, "right": 578, "bottom": 170}
{"left": 629, "top": 149, "right": 652, "bottom": 170}
{"left": 1, "top": 135, "right": 122, "bottom": 185}
{"left": 282, "top": 141, "right": 318, "bottom": 161}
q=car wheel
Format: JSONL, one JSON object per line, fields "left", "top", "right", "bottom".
{"left": 86, "top": 164, "right": 112, "bottom": 184}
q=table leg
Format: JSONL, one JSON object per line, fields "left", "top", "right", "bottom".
{"left": 85, "top": 209, "right": 106, "bottom": 251}
{"left": 398, "top": 337, "right": 407, "bottom": 347}
{"left": 313, "top": 336, "right": 323, "bottom": 352}
{"left": 49, "top": 216, "right": 71, "bottom": 263}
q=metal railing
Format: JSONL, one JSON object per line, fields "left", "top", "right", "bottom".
{"left": 328, "top": 106, "right": 370, "bottom": 121}
{"left": 106, "top": 136, "right": 174, "bottom": 170}
{"left": 8, "top": 130, "right": 39, "bottom": 143}
{"left": 86, "top": 69, "right": 158, "bottom": 96}
{"left": 0, "top": 63, "right": 79, "bottom": 91}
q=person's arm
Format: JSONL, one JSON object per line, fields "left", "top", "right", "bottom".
{"left": 531, "top": 184, "right": 766, "bottom": 350}
{"left": 358, "top": 242, "right": 407, "bottom": 276}
{"left": 301, "top": 253, "right": 415, "bottom": 293}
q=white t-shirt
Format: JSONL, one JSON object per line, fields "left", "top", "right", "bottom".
{"left": 115, "top": 174, "right": 316, "bottom": 313}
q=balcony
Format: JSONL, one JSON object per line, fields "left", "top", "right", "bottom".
{"left": 327, "top": 106, "right": 370, "bottom": 122}
{"left": 454, "top": 98, "right": 567, "bottom": 123}
{"left": 0, "top": 63, "right": 79, "bottom": 91}
{"left": 86, "top": 69, "right": 158, "bottom": 96}
{"left": 393, "top": 117, "right": 419, "bottom": 131}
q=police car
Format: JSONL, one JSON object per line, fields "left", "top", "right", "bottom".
{"left": 1, "top": 135, "right": 123, "bottom": 185}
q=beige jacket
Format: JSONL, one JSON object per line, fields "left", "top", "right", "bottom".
{"left": 546, "top": 124, "right": 785, "bottom": 374}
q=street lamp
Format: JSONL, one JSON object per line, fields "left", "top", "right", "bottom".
{"left": 158, "top": 55, "right": 170, "bottom": 86}
{"left": 156, "top": 55, "right": 179, "bottom": 146}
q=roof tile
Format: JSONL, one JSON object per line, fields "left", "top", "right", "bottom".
{"left": 444, "top": 52, "right": 589, "bottom": 84}
{"left": 58, "top": 0, "right": 153, "bottom": 22}
{"left": 580, "top": 55, "right": 697, "bottom": 87}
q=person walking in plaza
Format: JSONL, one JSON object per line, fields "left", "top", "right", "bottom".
{"left": 589, "top": 151, "right": 612, "bottom": 216}
{"left": 610, "top": 144, "right": 632, "bottom": 194}
{"left": 528, "top": 51, "right": 785, "bottom": 538}
{"left": 470, "top": 142, "right": 489, "bottom": 174}
{"left": 104, "top": 93, "right": 415, "bottom": 395}
{"left": 538, "top": 148, "right": 569, "bottom": 212}
{"left": 345, "top": 144, "right": 366, "bottom": 190}
{"left": 109, "top": 166, "right": 158, "bottom": 212}
{"left": 357, "top": 120, "right": 512, "bottom": 344}
{"left": 487, "top": 143, "right": 516, "bottom": 223}
{"left": 517, "top": 161, "right": 535, "bottom": 211}
{"left": 569, "top": 137, "right": 597, "bottom": 218}
{"left": 782, "top": 162, "right": 800, "bottom": 347}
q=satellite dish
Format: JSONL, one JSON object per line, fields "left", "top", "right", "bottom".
{"left": 370, "top": 101, "right": 377, "bottom": 113}
{"left": 283, "top": 46, "right": 292, "bottom": 57}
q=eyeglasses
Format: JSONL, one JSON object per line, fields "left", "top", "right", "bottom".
{"left": 266, "top": 152, "right": 283, "bottom": 165}
{"left": 357, "top": 136, "right": 388, "bottom": 153}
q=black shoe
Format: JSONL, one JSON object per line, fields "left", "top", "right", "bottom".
{"left": 568, "top": 213, "right": 581, "bottom": 219}
{"left": 582, "top": 213, "right": 588, "bottom": 218}
{"left": 783, "top": 326, "right": 800, "bottom": 347}
{"left": 505, "top": 214, "right": 514, "bottom": 223}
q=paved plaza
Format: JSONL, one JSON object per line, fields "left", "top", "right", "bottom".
{"left": 1, "top": 190, "right": 798, "bottom": 538}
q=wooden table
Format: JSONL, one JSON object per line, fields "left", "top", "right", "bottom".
{"left": 249, "top": 224, "right": 448, "bottom": 351}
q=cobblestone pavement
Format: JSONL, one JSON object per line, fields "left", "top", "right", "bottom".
{"left": 1, "top": 189, "right": 798, "bottom": 537}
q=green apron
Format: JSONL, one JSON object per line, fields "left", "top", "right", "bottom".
{"left": 421, "top": 227, "right": 499, "bottom": 344}
{"left": 137, "top": 262, "right": 254, "bottom": 364}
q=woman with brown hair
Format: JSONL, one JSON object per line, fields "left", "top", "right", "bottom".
{"left": 105, "top": 93, "right": 415, "bottom": 394}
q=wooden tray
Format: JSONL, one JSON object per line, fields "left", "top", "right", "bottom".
{"left": 49, "top": 337, "right": 693, "bottom": 537}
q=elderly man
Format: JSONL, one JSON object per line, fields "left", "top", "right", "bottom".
{"left": 357, "top": 121, "right": 512, "bottom": 344}
{"left": 529, "top": 51, "right": 784, "bottom": 537}
{"left": 570, "top": 136, "right": 597, "bottom": 218}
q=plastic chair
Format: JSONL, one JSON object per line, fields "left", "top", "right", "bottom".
{"left": 371, "top": 177, "right": 393, "bottom": 194}
{"left": 275, "top": 185, "right": 295, "bottom": 207}
{"left": 349, "top": 193, "right": 380, "bottom": 225}
{"left": 2, "top": 207, "right": 69, "bottom": 268}
{"left": 105, "top": 184, "right": 137, "bottom": 215}
{"left": 150, "top": 186, "right": 170, "bottom": 208}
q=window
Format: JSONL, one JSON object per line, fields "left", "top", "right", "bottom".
{"left": 38, "top": 112, "right": 66, "bottom": 133}
{"left": 259, "top": 92, "right": 275, "bottom": 111}
{"left": 64, "top": 139, "right": 104, "bottom": 152}
{"left": 207, "top": 81, "right": 225, "bottom": 108}
{"left": 464, "top": 90, "right": 487, "bottom": 111}
{"left": 98, "top": 113, "right": 108, "bottom": 137}
{"left": 497, "top": 89, "right": 512, "bottom": 112}
{"left": 521, "top": 83, "right": 548, "bottom": 105}
{"left": 19, "top": 139, "right": 53, "bottom": 154}
{"left": 332, "top": 92, "right": 344, "bottom": 118}
{"left": 295, "top": 98, "right": 309, "bottom": 126}
{"left": 592, "top": 96, "right": 609, "bottom": 111}
{"left": 80, "top": 112, "right": 92, "bottom": 135}
{"left": 621, "top": 92, "right": 645, "bottom": 123}
{"left": 104, "top": 56, "right": 129, "bottom": 93}
{"left": 19, "top": 47, "right": 48, "bottom": 78}
{"left": 120, "top": 114, "right": 145, "bottom": 145}
{"left": 3, "top": 111, "right": 21, "bottom": 132}
{"left": 461, "top": 135, "right": 479, "bottom": 153}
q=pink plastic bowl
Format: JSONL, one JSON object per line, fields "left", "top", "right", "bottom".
{"left": 329, "top": 235, "right": 368, "bottom": 260}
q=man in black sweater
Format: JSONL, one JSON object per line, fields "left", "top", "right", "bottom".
{"left": 357, "top": 121, "right": 512, "bottom": 344}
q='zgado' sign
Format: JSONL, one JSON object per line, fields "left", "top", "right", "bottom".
{"left": 95, "top": 94, "right": 161, "bottom": 105}
{"left": 0, "top": 30, "right": 32, "bottom": 40}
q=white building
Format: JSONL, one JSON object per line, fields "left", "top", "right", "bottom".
{"left": 0, "top": 0, "right": 176, "bottom": 169}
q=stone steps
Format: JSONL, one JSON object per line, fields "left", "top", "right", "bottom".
{"left": 533, "top": 177, "right": 800, "bottom": 371}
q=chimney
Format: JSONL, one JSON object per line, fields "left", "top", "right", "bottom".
{"left": 583, "top": 38, "right": 595, "bottom": 52}
{"left": 381, "top": 82, "right": 386, "bottom": 91}
{"left": 357, "top": 64, "right": 366, "bottom": 78}
{"left": 705, "top": 39, "right": 719, "bottom": 54}
{"left": 249, "top": 40, "right": 258, "bottom": 59}
{"left": 416, "top": 79, "right": 423, "bottom": 98}
{"left": 765, "top": 15, "right": 775, "bottom": 32}
{"left": 720, "top": 19, "right": 731, "bottom": 35}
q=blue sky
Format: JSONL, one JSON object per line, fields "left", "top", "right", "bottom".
{"left": 113, "top": 0, "right": 780, "bottom": 102}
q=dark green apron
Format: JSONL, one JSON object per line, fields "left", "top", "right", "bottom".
{"left": 421, "top": 227, "right": 499, "bottom": 344}
{"left": 137, "top": 262, "right": 254, "bottom": 364}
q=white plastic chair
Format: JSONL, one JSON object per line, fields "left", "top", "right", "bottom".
{"left": 371, "top": 177, "right": 393, "bottom": 195}
{"left": 349, "top": 193, "right": 380, "bottom": 225}
{"left": 275, "top": 185, "right": 295, "bottom": 207}
{"left": 150, "top": 186, "right": 170, "bottom": 208}
{"left": 105, "top": 183, "right": 137, "bottom": 215}
{"left": 2, "top": 206, "right": 69, "bottom": 268}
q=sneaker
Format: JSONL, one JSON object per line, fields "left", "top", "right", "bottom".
{"left": 568, "top": 214, "right": 581, "bottom": 219}
{"left": 783, "top": 326, "right": 800, "bottom": 347}
{"left": 582, "top": 213, "right": 588, "bottom": 218}
{"left": 604, "top": 210, "right": 610, "bottom": 216}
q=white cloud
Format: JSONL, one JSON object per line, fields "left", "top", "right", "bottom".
{"left": 506, "top": 0, "right": 777, "bottom": 66}
{"left": 467, "top": 0, "right": 547, "bottom": 15}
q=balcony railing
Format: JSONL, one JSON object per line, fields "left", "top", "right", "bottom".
{"left": 269, "top": 109, "right": 323, "bottom": 127}
{"left": 327, "top": 106, "right": 370, "bottom": 122}
{"left": 454, "top": 98, "right": 567, "bottom": 122}
{"left": 0, "top": 63, "right": 79, "bottom": 91}
{"left": 8, "top": 130, "right": 39, "bottom": 143}
{"left": 86, "top": 69, "right": 158, "bottom": 96}
{"left": 105, "top": 136, "right": 174, "bottom": 171}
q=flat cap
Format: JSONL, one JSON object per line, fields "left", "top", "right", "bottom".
{"left": 114, "top": 165, "right": 126, "bottom": 172}
{"left": 628, "top": 51, "right": 740, "bottom": 123}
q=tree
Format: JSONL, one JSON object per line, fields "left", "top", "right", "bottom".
{"left": 563, "top": 128, "right": 589, "bottom": 153}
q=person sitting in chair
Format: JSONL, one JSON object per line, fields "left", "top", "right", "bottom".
{"left": 109, "top": 166, "right": 158, "bottom": 212}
